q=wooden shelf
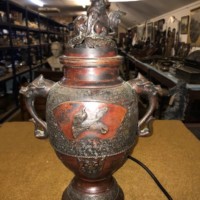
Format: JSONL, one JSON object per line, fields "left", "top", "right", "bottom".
{"left": 16, "top": 66, "right": 30, "bottom": 76}
{"left": 29, "top": 44, "right": 40, "bottom": 47}
{"left": 0, "top": 72, "right": 13, "bottom": 82}
{"left": 12, "top": 45, "right": 28, "bottom": 49}
{"left": 32, "top": 63, "right": 44, "bottom": 70}
{"left": 0, "top": 46, "right": 11, "bottom": 50}
{"left": 0, "top": 0, "right": 68, "bottom": 122}
{"left": 0, "top": 22, "right": 10, "bottom": 27}
{"left": 10, "top": 24, "right": 27, "bottom": 30}
{"left": 41, "top": 43, "right": 49, "bottom": 46}
{"left": 28, "top": 27, "right": 40, "bottom": 32}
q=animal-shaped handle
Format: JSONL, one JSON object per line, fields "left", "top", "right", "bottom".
{"left": 128, "top": 73, "right": 158, "bottom": 136}
{"left": 20, "top": 75, "right": 55, "bottom": 138}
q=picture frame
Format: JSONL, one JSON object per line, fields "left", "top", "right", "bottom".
{"left": 147, "top": 22, "right": 153, "bottom": 41}
{"left": 188, "top": 7, "right": 200, "bottom": 46}
{"left": 158, "top": 19, "right": 165, "bottom": 31}
{"left": 137, "top": 24, "right": 145, "bottom": 41}
{"left": 181, "top": 16, "right": 189, "bottom": 34}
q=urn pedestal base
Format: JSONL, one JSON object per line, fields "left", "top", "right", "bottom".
{"left": 62, "top": 176, "right": 124, "bottom": 200}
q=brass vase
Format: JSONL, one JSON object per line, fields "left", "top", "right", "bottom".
{"left": 20, "top": 1, "right": 157, "bottom": 199}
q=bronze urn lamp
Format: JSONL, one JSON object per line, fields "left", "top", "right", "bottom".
{"left": 20, "top": 0, "right": 157, "bottom": 199}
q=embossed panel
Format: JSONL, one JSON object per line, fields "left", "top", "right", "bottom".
{"left": 53, "top": 102, "right": 127, "bottom": 140}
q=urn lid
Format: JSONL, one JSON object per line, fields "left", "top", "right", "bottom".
{"left": 65, "top": 0, "right": 125, "bottom": 58}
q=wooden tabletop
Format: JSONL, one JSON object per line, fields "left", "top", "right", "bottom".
{"left": 0, "top": 120, "right": 199, "bottom": 200}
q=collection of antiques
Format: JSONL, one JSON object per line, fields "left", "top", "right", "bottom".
{"left": 0, "top": 16, "right": 64, "bottom": 77}
{"left": 0, "top": 47, "right": 38, "bottom": 76}
{"left": 0, "top": 29, "right": 10, "bottom": 47}
{"left": 118, "top": 11, "right": 200, "bottom": 123}
{"left": 0, "top": 11, "right": 7, "bottom": 23}
{"left": 20, "top": 0, "right": 158, "bottom": 199}
{"left": 121, "top": 15, "right": 200, "bottom": 85}
{"left": 175, "top": 50, "right": 200, "bottom": 84}
{"left": 10, "top": 10, "right": 25, "bottom": 26}
{"left": 134, "top": 46, "right": 200, "bottom": 84}
{"left": 0, "top": 8, "right": 67, "bottom": 33}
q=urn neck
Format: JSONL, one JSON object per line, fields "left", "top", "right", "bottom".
{"left": 60, "top": 55, "right": 123, "bottom": 87}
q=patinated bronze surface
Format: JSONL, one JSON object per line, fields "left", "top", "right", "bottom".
{"left": 20, "top": 1, "right": 157, "bottom": 199}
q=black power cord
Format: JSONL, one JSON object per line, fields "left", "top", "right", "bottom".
{"left": 128, "top": 155, "right": 173, "bottom": 200}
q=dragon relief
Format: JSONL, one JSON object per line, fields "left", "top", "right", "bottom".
{"left": 72, "top": 106, "right": 109, "bottom": 138}
{"left": 66, "top": 0, "right": 125, "bottom": 48}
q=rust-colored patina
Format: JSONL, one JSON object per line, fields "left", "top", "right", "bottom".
{"left": 20, "top": 1, "right": 158, "bottom": 199}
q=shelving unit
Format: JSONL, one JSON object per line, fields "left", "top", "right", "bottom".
{"left": 0, "top": 0, "right": 68, "bottom": 122}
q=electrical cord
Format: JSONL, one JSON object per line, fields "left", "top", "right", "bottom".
{"left": 128, "top": 155, "right": 173, "bottom": 200}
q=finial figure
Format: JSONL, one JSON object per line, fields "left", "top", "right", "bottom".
{"left": 66, "top": 0, "right": 125, "bottom": 48}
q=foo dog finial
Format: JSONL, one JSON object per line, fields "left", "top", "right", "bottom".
{"left": 66, "top": 0, "right": 125, "bottom": 48}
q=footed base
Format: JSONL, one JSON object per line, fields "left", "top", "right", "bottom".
{"left": 62, "top": 176, "right": 124, "bottom": 200}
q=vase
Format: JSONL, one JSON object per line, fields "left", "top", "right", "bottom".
{"left": 20, "top": 1, "right": 157, "bottom": 199}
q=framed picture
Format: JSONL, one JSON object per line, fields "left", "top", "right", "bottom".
{"left": 158, "top": 19, "right": 165, "bottom": 31}
{"left": 147, "top": 22, "right": 153, "bottom": 41}
{"left": 188, "top": 7, "right": 200, "bottom": 46}
{"left": 181, "top": 16, "right": 189, "bottom": 34}
{"left": 137, "top": 24, "right": 145, "bottom": 41}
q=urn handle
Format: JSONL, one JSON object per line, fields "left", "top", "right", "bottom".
{"left": 20, "top": 75, "right": 55, "bottom": 138}
{"left": 128, "top": 73, "right": 158, "bottom": 136}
